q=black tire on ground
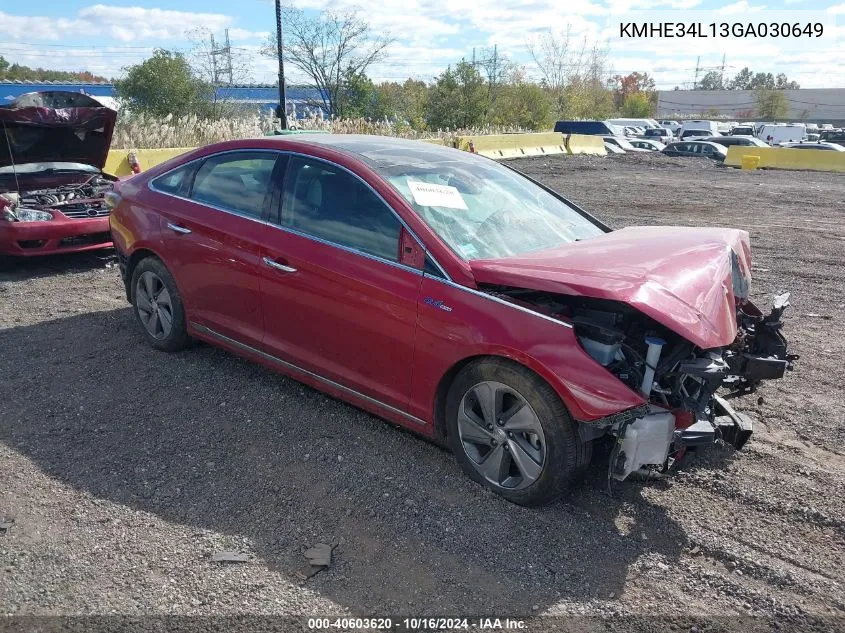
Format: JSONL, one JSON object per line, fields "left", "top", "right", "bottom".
{"left": 130, "top": 256, "right": 189, "bottom": 352}
{"left": 445, "top": 357, "right": 591, "bottom": 507}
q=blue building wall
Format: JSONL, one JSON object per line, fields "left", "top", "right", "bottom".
{"left": 0, "top": 82, "right": 328, "bottom": 116}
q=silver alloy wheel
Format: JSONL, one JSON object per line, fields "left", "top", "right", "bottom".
{"left": 135, "top": 271, "right": 174, "bottom": 340}
{"left": 457, "top": 380, "right": 546, "bottom": 490}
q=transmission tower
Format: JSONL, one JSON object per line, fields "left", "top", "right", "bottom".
{"left": 209, "top": 29, "right": 234, "bottom": 85}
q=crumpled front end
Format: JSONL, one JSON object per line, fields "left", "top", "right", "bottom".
{"left": 597, "top": 291, "right": 797, "bottom": 480}
{"left": 471, "top": 226, "right": 797, "bottom": 479}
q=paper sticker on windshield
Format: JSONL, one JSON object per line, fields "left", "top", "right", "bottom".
{"left": 407, "top": 180, "right": 468, "bottom": 210}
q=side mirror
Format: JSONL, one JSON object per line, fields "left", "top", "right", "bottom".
{"left": 399, "top": 226, "right": 425, "bottom": 269}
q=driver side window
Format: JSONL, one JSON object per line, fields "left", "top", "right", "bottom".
{"left": 280, "top": 157, "right": 402, "bottom": 262}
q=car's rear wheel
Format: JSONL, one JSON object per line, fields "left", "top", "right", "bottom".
{"left": 130, "top": 257, "right": 188, "bottom": 352}
{"left": 445, "top": 358, "right": 591, "bottom": 506}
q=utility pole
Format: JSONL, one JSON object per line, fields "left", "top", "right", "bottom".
{"left": 472, "top": 47, "right": 476, "bottom": 67}
{"left": 693, "top": 55, "right": 700, "bottom": 90}
{"left": 275, "top": 0, "right": 288, "bottom": 129}
{"left": 719, "top": 53, "right": 726, "bottom": 89}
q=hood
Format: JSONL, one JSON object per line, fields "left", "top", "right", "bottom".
{"left": 0, "top": 91, "right": 116, "bottom": 170}
{"left": 470, "top": 226, "right": 752, "bottom": 349}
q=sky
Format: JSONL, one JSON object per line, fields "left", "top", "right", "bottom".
{"left": 0, "top": 0, "right": 843, "bottom": 89}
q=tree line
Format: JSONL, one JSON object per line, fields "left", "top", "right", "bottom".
{"left": 0, "top": 55, "right": 108, "bottom": 83}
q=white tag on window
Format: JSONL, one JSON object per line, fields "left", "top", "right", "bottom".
{"left": 407, "top": 180, "right": 468, "bottom": 210}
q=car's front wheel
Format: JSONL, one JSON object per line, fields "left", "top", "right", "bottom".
{"left": 445, "top": 358, "right": 591, "bottom": 506}
{"left": 130, "top": 257, "right": 188, "bottom": 352}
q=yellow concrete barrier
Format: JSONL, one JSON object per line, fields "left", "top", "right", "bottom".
{"left": 564, "top": 134, "right": 607, "bottom": 156}
{"left": 741, "top": 155, "right": 761, "bottom": 170}
{"left": 725, "top": 146, "right": 845, "bottom": 172}
{"left": 104, "top": 147, "right": 196, "bottom": 177}
{"left": 454, "top": 133, "right": 567, "bottom": 159}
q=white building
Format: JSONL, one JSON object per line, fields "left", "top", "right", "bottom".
{"left": 657, "top": 89, "right": 845, "bottom": 124}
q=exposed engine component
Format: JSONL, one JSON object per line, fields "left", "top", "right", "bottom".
{"left": 480, "top": 282, "right": 797, "bottom": 475}
{"left": 19, "top": 176, "right": 113, "bottom": 208}
{"left": 1, "top": 176, "right": 113, "bottom": 222}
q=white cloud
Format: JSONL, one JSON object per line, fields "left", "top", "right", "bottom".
{"left": 717, "top": 1, "right": 766, "bottom": 14}
{"left": 0, "top": 5, "right": 244, "bottom": 43}
{"left": 227, "top": 28, "right": 271, "bottom": 41}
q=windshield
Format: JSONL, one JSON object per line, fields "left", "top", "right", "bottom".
{"left": 0, "top": 162, "right": 99, "bottom": 175}
{"left": 377, "top": 156, "right": 604, "bottom": 260}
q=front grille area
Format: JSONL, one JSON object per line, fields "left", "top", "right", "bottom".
{"left": 59, "top": 232, "right": 112, "bottom": 247}
{"left": 60, "top": 204, "right": 110, "bottom": 219}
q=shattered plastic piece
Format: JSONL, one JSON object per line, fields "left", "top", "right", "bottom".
{"left": 299, "top": 543, "right": 335, "bottom": 579}
{"left": 211, "top": 550, "right": 249, "bottom": 563}
{"left": 0, "top": 520, "right": 14, "bottom": 534}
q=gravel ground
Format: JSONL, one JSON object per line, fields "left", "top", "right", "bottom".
{"left": 1, "top": 153, "right": 844, "bottom": 631}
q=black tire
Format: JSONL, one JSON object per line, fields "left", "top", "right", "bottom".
{"left": 445, "top": 357, "right": 591, "bottom": 507}
{"left": 130, "top": 256, "right": 188, "bottom": 352}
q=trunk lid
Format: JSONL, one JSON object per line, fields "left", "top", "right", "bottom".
{"left": 0, "top": 91, "right": 116, "bottom": 170}
{"left": 469, "top": 225, "right": 752, "bottom": 349}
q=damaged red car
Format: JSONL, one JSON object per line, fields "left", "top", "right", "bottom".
{"left": 110, "top": 135, "right": 796, "bottom": 506}
{"left": 0, "top": 91, "right": 117, "bottom": 257}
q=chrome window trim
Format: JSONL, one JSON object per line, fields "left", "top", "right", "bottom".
{"left": 273, "top": 222, "right": 424, "bottom": 277}
{"left": 192, "top": 322, "right": 427, "bottom": 426}
{"left": 425, "top": 275, "right": 574, "bottom": 330}
{"left": 146, "top": 147, "right": 453, "bottom": 281}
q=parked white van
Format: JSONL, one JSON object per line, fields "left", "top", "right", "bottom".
{"left": 758, "top": 124, "right": 806, "bottom": 144}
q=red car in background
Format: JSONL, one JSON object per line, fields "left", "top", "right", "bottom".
{"left": 0, "top": 91, "right": 117, "bottom": 257}
{"left": 109, "top": 135, "right": 796, "bottom": 506}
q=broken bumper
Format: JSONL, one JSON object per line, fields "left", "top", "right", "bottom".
{"left": 676, "top": 396, "right": 754, "bottom": 451}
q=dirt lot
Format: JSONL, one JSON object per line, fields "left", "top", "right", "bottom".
{"left": 1, "top": 153, "right": 843, "bottom": 631}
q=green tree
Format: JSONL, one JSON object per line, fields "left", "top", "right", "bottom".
{"left": 696, "top": 71, "right": 724, "bottom": 90}
{"left": 114, "top": 50, "right": 214, "bottom": 117}
{"left": 489, "top": 78, "right": 553, "bottom": 130}
{"left": 727, "top": 67, "right": 754, "bottom": 90}
{"left": 620, "top": 92, "right": 653, "bottom": 117}
{"left": 775, "top": 73, "right": 800, "bottom": 90}
{"left": 562, "top": 77, "right": 614, "bottom": 120}
{"left": 0, "top": 55, "right": 108, "bottom": 82}
{"left": 728, "top": 67, "right": 799, "bottom": 90}
{"left": 342, "top": 70, "right": 395, "bottom": 120}
{"left": 377, "top": 79, "right": 428, "bottom": 130}
{"left": 425, "top": 61, "right": 488, "bottom": 130}
{"left": 756, "top": 88, "right": 790, "bottom": 120}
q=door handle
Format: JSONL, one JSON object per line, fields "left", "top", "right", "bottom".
{"left": 262, "top": 256, "right": 297, "bottom": 273}
{"left": 166, "top": 222, "right": 191, "bottom": 235}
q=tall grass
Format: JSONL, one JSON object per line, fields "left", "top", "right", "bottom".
{"left": 110, "top": 111, "right": 529, "bottom": 149}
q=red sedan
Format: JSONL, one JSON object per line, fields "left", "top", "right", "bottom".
{"left": 109, "top": 135, "right": 795, "bottom": 506}
{"left": 0, "top": 91, "right": 116, "bottom": 257}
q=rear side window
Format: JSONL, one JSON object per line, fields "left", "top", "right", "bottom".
{"left": 190, "top": 152, "right": 278, "bottom": 219}
{"left": 281, "top": 157, "right": 401, "bottom": 262}
{"left": 151, "top": 163, "right": 196, "bottom": 196}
